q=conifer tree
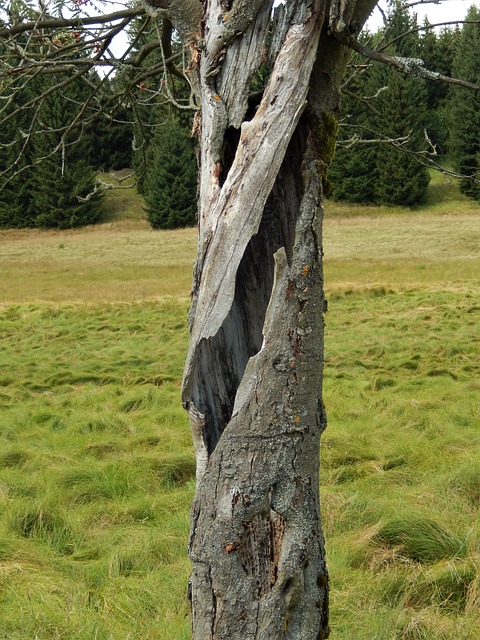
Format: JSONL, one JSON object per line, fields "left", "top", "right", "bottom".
{"left": 29, "top": 76, "right": 103, "bottom": 228}
{"left": 371, "top": 4, "right": 429, "bottom": 205}
{"left": 88, "top": 73, "right": 133, "bottom": 172}
{"left": 448, "top": 5, "right": 480, "bottom": 200}
{"left": 0, "top": 103, "right": 36, "bottom": 227}
{"left": 144, "top": 119, "right": 196, "bottom": 229}
{"left": 0, "top": 31, "right": 36, "bottom": 227}
{"left": 420, "top": 22, "right": 459, "bottom": 152}
{"left": 330, "top": 2, "right": 430, "bottom": 206}
{"left": 126, "top": 16, "right": 194, "bottom": 195}
{"left": 328, "top": 60, "right": 378, "bottom": 203}
{"left": 372, "top": 65, "right": 430, "bottom": 205}
{"left": 1, "top": 63, "right": 102, "bottom": 228}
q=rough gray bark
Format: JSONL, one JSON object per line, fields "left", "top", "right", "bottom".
{"left": 153, "top": 0, "right": 379, "bottom": 637}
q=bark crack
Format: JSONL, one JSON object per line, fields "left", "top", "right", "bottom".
{"left": 208, "top": 566, "right": 217, "bottom": 639}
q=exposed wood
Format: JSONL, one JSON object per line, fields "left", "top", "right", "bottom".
{"left": 181, "top": 1, "right": 344, "bottom": 636}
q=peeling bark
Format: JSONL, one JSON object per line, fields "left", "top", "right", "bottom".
{"left": 164, "top": 0, "right": 379, "bottom": 636}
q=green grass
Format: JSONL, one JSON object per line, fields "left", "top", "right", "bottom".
{"left": 0, "top": 302, "right": 193, "bottom": 639}
{"left": 321, "top": 285, "right": 480, "bottom": 639}
{"left": 0, "top": 171, "right": 479, "bottom": 638}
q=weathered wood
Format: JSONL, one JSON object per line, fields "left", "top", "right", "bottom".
{"left": 188, "top": 124, "right": 330, "bottom": 637}
{"left": 184, "top": 0, "right": 326, "bottom": 416}
{"left": 156, "top": 0, "right": 379, "bottom": 636}
{"left": 181, "top": 2, "right": 336, "bottom": 636}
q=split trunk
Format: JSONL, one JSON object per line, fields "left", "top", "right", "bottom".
{"left": 172, "top": 0, "right": 375, "bottom": 637}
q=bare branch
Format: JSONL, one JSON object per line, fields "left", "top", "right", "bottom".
{"left": 337, "top": 31, "right": 480, "bottom": 91}
{"left": 0, "top": 7, "right": 146, "bottom": 40}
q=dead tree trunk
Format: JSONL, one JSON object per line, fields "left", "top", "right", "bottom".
{"left": 176, "top": 0, "right": 376, "bottom": 637}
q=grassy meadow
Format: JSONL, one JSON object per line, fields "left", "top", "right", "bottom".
{"left": 0, "top": 171, "right": 479, "bottom": 639}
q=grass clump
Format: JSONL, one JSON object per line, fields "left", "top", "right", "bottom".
{"left": 404, "top": 559, "right": 480, "bottom": 612}
{"left": 448, "top": 462, "right": 480, "bottom": 509}
{"left": 372, "top": 515, "right": 465, "bottom": 564}
{"left": 10, "top": 502, "right": 80, "bottom": 555}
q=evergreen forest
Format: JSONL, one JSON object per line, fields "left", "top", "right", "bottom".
{"left": 1, "top": 4, "right": 480, "bottom": 228}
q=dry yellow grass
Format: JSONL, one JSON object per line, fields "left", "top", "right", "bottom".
{"left": 3, "top": 210, "right": 478, "bottom": 304}
{"left": 0, "top": 223, "right": 197, "bottom": 304}
{"left": 325, "top": 211, "right": 480, "bottom": 292}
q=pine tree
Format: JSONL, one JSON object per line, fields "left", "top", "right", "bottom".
{"left": 419, "top": 22, "right": 460, "bottom": 153}
{"left": 90, "top": 106, "right": 133, "bottom": 171}
{"left": 0, "top": 32, "right": 37, "bottom": 227}
{"left": 144, "top": 119, "right": 197, "bottom": 229}
{"left": 1, "top": 61, "right": 103, "bottom": 228}
{"left": 0, "top": 104, "right": 37, "bottom": 227}
{"left": 126, "top": 16, "right": 194, "bottom": 194}
{"left": 329, "top": 58, "right": 378, "bottom": 203}
{"left": 330, "top": 2, "right": 430, "bottom": 207}
{"left": 88, "top": 73, "right": 133, "bottom": 171}
{"left": 372, "top": 68, "right": 430, "bottom": 206}
{"left": 29, "top": 75, "right": 103, "bottom": 228}
{"left": 448, "top": 6, "right": 480, "bottom": 200}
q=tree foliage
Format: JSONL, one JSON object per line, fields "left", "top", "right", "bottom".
{"left": 330, "top": 3, "right": 430, "bottom": 206}
{"left": 448, "top": 5, "right": 480, "bottom": 200}
{"left": 0, "top": 70, "right": 102, "bottom": 227}
{"left": 144, "top": 118, "right": 196, "bottom": 228}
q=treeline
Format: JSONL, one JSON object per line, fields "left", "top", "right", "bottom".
{"left": 1, "top": 4, "right": 480, "bottom": 229}
{"left": 0, "top": 31, "right": 132, "bottom": 229}
{"left": 330, "top": 3, "right": 480, "bottom": 206}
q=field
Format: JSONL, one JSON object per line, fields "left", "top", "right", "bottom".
{"left": 0, "top": 172, "right": 479, "bottom": 639}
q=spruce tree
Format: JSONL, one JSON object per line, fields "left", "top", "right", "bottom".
{"left": 28, "top": 75, "right": 102, "bottom": 228}
{"left": 1, "top": 64, "right": 102, "bottom": 228}
{"left": 0, "top": 32, "right": 37, "bottom": 227}
{"left": 90, "top": 106, "right": 133, "bottom": 171}
{"left": 0, "top": 108, "right": 36, "bottom": 228}
{"left": 448, "top": 6, "right": 480, "bottom": 200}
{"left": 144, "top": 119, "right": 197, "bottom": 229}
{"left": 330, "top": 2, "right": 430, "bottom": 207}
{"left": 329, "top": 60, "right": 378, "bottom": 203}
{"left": 126, "top": 16, "right": 194, "bottom": 195}
{"left": 419, "top": 22, "right": 460, "bottom": 153}
{"left": 372, "top": 67, "right": 430, "bottom": 206}
{"left": 88, "top": 73, "right": 133, "bottom": 171}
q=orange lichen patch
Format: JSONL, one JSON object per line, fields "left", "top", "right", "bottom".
{"left": 214, "top": 93, "right": 221, "bottom": 101}
{"left": 294, "top": 416, "right": 301, "bottom": 423}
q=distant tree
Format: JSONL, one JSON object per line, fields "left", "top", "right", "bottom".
{"left": 29, "top": 76, "right": 103, "bottom": 228}
{"left": 144, "top": 119, "right": 196, "bottom": 229}
{"left": 330, "top": 2, "right": 430, "bottom": 206}
{"left": 420, "top": 22, "right": 460, "bottom": 152}
{"left": 89, "top": 97, "right": 133, "bottom": 171}
{"left": 0, "top": 60, "right": 102, "bottom": 228}
{"left": 0, "top": 102, "right": 36, "bottom": 227}
{"left": 127, "top": 17, "right": 194, "bottom": 194}
{"left": 328, "top": 57, "right": 378, "bottom": 203}
{"left": 0, "top": 30, "right": 36, "bottom": 227}
{"left": 372, "top": 69, "right": 430, "bottom": 206}
{"left": 448, "top": 5, "right": 480, "bottom": 200}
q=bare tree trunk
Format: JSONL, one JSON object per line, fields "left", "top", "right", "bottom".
{"left": 179, "top": 1, "right": 374, "bottom": 637}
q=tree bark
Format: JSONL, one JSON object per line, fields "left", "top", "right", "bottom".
{"left": 174, "top": 0, "right": 376, "bottom": 637}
